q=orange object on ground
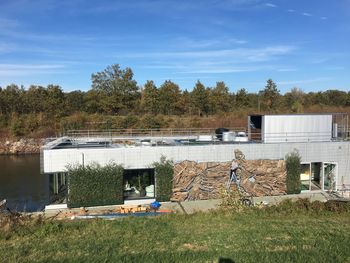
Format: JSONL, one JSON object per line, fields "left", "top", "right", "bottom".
{"left": 157, "top": 209, "right": 173, "bottom": 213}
{"left": 120, "top": 205, "right": 146, "bottom": 213}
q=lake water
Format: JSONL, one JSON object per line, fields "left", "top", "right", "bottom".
{"left": 0, "top": 155, "right": 49, "bottom": 212}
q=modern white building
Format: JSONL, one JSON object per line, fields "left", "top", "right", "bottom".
{"left": 41, "top": 113, "right": 350, "bottom": 208}
{"left": 248, "top": 113, "right": 348, "bottom": 143}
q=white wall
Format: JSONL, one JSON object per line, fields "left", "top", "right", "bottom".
{"left": 263, "top": 115, "right": 332, "bottom": 143}
{"left": 43, "top": 141, "right": 350, "bottom": 190}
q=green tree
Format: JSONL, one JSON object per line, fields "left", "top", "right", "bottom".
{"left": 235, "top": 88, "right": 250, "bottom": 108}
{"left": 323, "top": 90, "right": 348, "bottom": 106}
{"left": 285, "top": 150, "right": 302, "bottom": 194}
{"left": 208, "top": 81, "right": 231, "bottom": 114}
{"left": 1, "top": 84, "right": 25, "bottom": 114}
{"left": 191, "top": 80, "right": 210, "bottom": 116}
{"left": 24, "top": 85, "right": 48, "bottom": 113}
{"left": 45, "top": 85, "right": 65, "bottom": 116}
{"left": 158, "top": 80, "right": 182, "bottom": 115}
{"left": 177, "top": 89, "right": 193, "bottom": 115}
{"left": 304, "top": 91, "right": 325, "bottom": 106}
{"left": 140, "top": 80, "right": 159, "bottom": 114}
{"left": 235, "top": 88, "right": 259, "bottom": 109}
{"left": 259, "top": 79, "right": 280, "bottom": 111}
{"left": 283, "top": 87, "right": 305, "bottom": 113}
{"left": 91, "top": 64, "right": 140, "bottom": 114}
{"left": 84, "top": 89, "right": 104, "bottom": 114}
{"left": 65, "top": 90, "right": 86, "bottom": 114}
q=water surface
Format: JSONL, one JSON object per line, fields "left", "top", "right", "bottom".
{"left": 0, "top": 155, "right": 49, "bottom": 212}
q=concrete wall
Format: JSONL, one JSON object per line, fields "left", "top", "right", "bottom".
{"left": 43, "top": 141, "right": 350, "bottom": 190}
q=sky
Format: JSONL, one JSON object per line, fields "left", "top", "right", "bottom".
{"left": 0, "top": 0, "right": 349, "bottom": 93}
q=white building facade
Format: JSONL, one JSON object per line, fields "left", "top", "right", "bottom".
{"left": 42, "top": 140, "right": 350, "bottom": 191}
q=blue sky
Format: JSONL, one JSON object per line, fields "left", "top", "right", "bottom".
{"left": 0, "top": 0, "right": 349, "bottom": 93}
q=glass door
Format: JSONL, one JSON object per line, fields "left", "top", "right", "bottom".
{"left": 323, "top": 163, "right": 337, "bottom": 191}
{"left": 310, "top": 162, "right": 322, "bottom": 191}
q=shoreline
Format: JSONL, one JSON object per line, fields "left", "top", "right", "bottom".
{"left": 0, "top": 138, "right": 42, "bottom": 155}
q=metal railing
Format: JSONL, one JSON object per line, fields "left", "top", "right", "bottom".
{"left": 38, "top": 128, "right": 350, "bottom": 150}
{"left": 65, "top": 127, "right": 247, "bottom": 139}
{"left": 63, "top": 127, "right": 350, "bottom": 140}
{"left": 257, "top": 131, "right": 347, "bottom": 143}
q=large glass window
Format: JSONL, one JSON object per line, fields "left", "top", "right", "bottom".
{"left": 123, "top": 169, "right": 155, "bottom": 200}
{"left": 324, "top": 163, "right": 336, "bottom": 191}
{"left": 301, "top": 162, "right": 337, "bottom": 191}
{"left": 300, "top": 163, "right": 311, "bottom": 191}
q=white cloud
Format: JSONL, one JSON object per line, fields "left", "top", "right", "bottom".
{"left": 277, "top": 77, "right": 330, "bottom": 85}
{"left": 310, "top": 57, "right": 330, "bottom": 64}
{"left": 286, "top": 9, "right": 327, "bottom": 20}
{"left": 265, "top": 3, "right": 277, "bottom": 8}
{"left": 83, "top": 0, "right": 265, "bottom": 14}
{"left": 118, "top": 45, "right": 295, "bottom": 61}
{"left": 0, "top": 28, "right": 95, "bottom": 43}
{"left": 177, "top": 67, "right": 258, "bottom": 74}
{"left": 0, "top": 64, "right": 65, "bottom": 70}
{"left": 0, "top": 16, "right": 95, "bottom": 45}
{"left": 173, "top": 37, "right": 247, "bottom": 50}
{"left": 276, "top": 68, "right": 298, "bottom": 72}
{"left": 302, "top": 12, "right": 313, "bottom": 17}
{"left": 0, "top": 63, "right": 66, "bottom": 77}
{"left": 128, "top": 45, "right": 295, "bottom": 75}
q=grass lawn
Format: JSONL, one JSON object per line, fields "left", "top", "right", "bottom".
{"left": 1, "top": 203, "right": 350, "bottom": 262}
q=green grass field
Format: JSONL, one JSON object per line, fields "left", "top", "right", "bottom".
{"left": 1, "top": 202, "right": 350, "bottom": 262}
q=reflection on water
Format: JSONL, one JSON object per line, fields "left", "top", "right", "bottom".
{"left": 0, "top": 155, "right": 49, "bottom": 212}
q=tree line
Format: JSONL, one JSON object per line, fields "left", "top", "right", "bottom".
{"left": 1, "top": 64, "right": 349, "bottom": 116}
{"left": 0, "top": 64, "right": 349, "bottom": 137}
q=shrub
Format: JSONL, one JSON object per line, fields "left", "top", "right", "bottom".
{"left": 0, "top": 114, "right": 9, "bottom": 129}
{"left": 140, "top": 115, "right": 162, "bottom": 129}
{"left": 122, "top": 115, "right": 139, "bottom": 128}
{"left": 285, "top": 150, "right": 301, "bottom": 194}
{"left": 24, "top": 113, "right": 37, "bottom": 131}
{"left": 324, "top": 200, "right": 350, "bottom": 213}
{"left": 60, "top": 112, "right": 89, "bottom": 133}
{"left": 153, "top": 156, "right": 173, "bottom": 202}
{"left": 260, "top": 198, "right": 350, "bottom": 215}
{"left": 219, "top": 187, "right": 247, "bottom": 213}
{"left": 67, "top": 163, "right": 124, "bottom": 208}
{"left": 10, "top": 114, "right": 25, "bottom": 137}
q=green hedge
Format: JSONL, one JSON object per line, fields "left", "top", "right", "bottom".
{"left": 154, "top": 156, "right": 173, "bottom": 202}
{"left": 285, "top": 150, "right": 302, "bottom": 194}
{"left": 67, "top": 163, "right": 124, "bottom": 208}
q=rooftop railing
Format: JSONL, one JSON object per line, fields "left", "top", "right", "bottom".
{"left": 65, "top": 127, "right": 247, "bottom": 139}
{"left": 65, "top": 128, "right": 350, "bottom": 141}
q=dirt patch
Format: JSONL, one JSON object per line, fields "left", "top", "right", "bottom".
{"left": 181, "top": 243, "right": 208, "bottom": 251}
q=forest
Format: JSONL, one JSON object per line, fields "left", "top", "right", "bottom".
{"left": 0, "top": 64, "right": 349, "bottom": 138}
